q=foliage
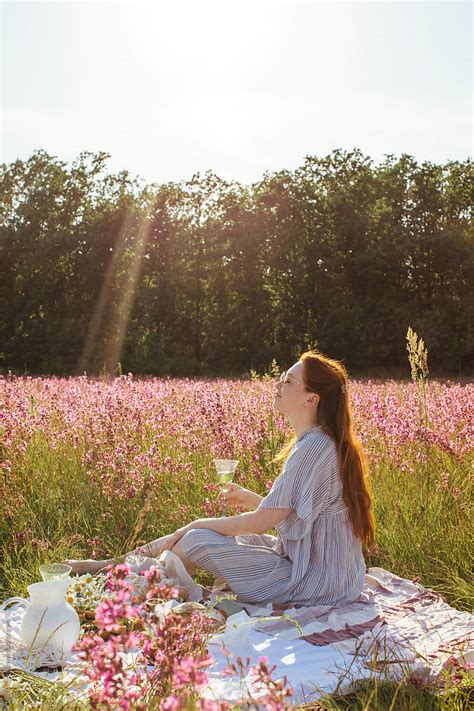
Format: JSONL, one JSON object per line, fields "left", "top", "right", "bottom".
{"left": 1, "top": 149, "right": 473, "bottom": 376}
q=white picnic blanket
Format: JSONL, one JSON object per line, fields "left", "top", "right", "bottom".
{"left": 202, "top": 566, "right": 474, "bottom": 704}
{"left": 1, "top": 562, "right": 473, "bottom": 706}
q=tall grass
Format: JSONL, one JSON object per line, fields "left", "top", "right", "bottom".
{"left": 0, "top": 345, "right": 472, "bottom": 707}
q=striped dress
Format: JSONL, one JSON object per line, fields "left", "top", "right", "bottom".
{"left": 181, "top": 426, "right": 367, "bottom": 607}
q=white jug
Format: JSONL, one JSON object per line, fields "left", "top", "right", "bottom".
{"left": 0, "top": 579, "right": 80, "bottom": 656}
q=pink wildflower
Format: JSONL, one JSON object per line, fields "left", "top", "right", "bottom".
{"left": 160, "top": 695, "right": 181, "bottom": 710}
{"left": 172, "top": 654, "right": 212, "bottom": 689}
{"left": 437, "top": 472, "right": 449, "bottom": 491}
{"left": 95, "top": 593, "right": 134, "bottom": 633}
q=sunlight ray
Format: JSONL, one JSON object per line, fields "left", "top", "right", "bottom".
{"left": 102, "top": 210, "right": 153, "bottom": 373}
{"left": 77, "top": 210, "right": 136, "bottom": 374}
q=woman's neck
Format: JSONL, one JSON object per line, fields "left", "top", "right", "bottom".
{"left": 289, "top": 415, "right": 320, "bottom": 439}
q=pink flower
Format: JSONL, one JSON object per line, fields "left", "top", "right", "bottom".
{"left": 437, "top": 472, "right": 449, "bottom": 491}
{"left": 160, "top": 695, "right": 181, "bottom": 711}
{"left": 172, "top": 654, "right": 212, "bottom": 690}
{"left": 203, "top": 497, "right": 214, "bottom": 516}
{"left": 143, "top": 565, "right": 161, "bottom": 583}
{"left": 95, "top": 593, "right": 134, "bottom": 632}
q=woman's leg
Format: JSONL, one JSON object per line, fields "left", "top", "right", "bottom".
{"left": 168, "top": 540, "right": 197, "bottom": 577}
{"left": 65, "top": 533, "right": 197, "bottom": 575}
{"left": 63, "top": 557, "right": 116, "bottom": 575}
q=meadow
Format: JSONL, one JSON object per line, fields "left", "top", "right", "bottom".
{"left": 0, "top": 372, "right": 473, "bottom": 708}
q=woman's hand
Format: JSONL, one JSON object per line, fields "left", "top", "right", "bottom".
{"left": 219, "top": 482, "right": 262, "bottom": 510}
{"left": 162, "top": 524, "right": 193, "bottom": 552}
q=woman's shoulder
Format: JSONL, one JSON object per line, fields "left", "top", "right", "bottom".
{"left": 286, "top": 428, "right": 337, "bottom": 472}
{"left": 296, "top": 426, "right": 336, "bottom": 453}
{"left": 282, "top": 428, "right": 338, "bottom": 486}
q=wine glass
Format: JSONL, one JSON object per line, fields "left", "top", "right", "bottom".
{"left": 213, "top": 459, "right": 239, "bottom": 517}
{"left": 39, "top": 563, "right": 72, "bottom": 581}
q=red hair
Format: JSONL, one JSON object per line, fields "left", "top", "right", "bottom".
{"left": 272, "top": 349, "right": 376, "bottom": 549}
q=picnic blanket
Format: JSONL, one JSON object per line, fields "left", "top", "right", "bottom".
{"left": 1, "top": 562, "right": 473, "bottom": 706}
{"left": 202, "top": 566, "right": 474, "bottom": 704}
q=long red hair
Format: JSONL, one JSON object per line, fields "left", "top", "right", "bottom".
{"left": 271, "top": 349, "right": 376, "bottom": 549}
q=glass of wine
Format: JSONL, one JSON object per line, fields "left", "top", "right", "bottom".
{"left": 213, "top": 459, "right": 239, "bottom": 517}
{"left": 39, "top": 563, "right": 72, "bottom": 581}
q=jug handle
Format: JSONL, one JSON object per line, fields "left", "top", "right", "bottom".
{"left": 0, "top": 597, "right": 29, "bottom": 643}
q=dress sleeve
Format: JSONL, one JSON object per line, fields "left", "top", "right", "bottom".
{"left": 258, "top": 435, "right": 335, "bottom": 540}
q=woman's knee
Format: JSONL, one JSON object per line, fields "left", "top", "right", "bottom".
{"left": 181, "top": 528, "right": 206, "bottom": 547}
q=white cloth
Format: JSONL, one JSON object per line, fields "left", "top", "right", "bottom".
{"left": 1, "top": 565, "right": 472, "bottom": 706}
{"left": 125, "top": 550, "right": 204, "bottom": 602}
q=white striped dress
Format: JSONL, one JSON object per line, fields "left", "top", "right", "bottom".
{"left": 181, "top": 426, "right": 367, "bottom": 607}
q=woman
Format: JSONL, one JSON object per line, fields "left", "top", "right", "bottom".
{"left": 67, "top": 349, "right": 376, "bottom": 607}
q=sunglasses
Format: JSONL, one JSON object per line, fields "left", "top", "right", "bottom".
{"left": 278, "top": 369, "right": 347, "bottom": 397}
{"left": 277, "top": 370, "right": 297, "bottom": 385}
{"left": 277, "top": 370, "right": 319, "bottom": 394}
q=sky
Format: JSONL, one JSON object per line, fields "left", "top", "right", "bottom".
{"left": 1, "top": 0, "right": 472, "bottom": 186}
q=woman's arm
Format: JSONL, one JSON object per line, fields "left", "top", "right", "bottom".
{"left": 188, "top": 505, "right": 292, "bottom": 537}
{"left": 162, "top": 506, "right": 293, "bottom": 553}
{"left": 221, "top": 483, "right": 263, "bottom": 510}
{"left": 247, "top": 491, "right": 264, "bottom": 509}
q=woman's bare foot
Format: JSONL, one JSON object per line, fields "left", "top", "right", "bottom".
{"left": 140, "top": 535, "right": 172, "bottom": 559}
{"left": 63, "top": 558, "right": 114, "bottom": 575}
{"left": 63, "top": 535, "right": 174, "bottom": 577}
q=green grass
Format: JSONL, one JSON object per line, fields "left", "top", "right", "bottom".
{"left": 1, "top": 668, "right": 473, "bottom": 710}
{"left": 1, "top": 423, "right": 472, "bottom": 708}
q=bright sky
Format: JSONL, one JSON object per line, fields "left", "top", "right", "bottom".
{"left": 1, "top": 0, "right": 472, "bottom": 185}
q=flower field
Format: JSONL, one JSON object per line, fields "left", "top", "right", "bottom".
{"left": 0, "top": 374, "right": 473, "bottom": 707}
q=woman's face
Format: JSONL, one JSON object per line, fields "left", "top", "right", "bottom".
{"left": 273, "top": 361, "right": 319, "bottom": 416}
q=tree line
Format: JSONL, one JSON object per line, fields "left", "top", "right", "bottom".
{"left": 0, "top": 148, "right": 472, "bottom": 377}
